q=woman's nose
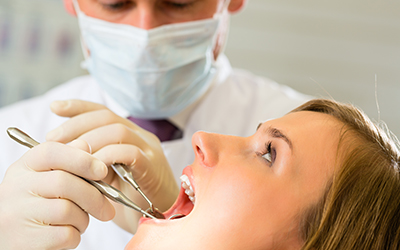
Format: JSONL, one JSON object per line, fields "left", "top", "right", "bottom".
{"left": 192, "top": 131, "right": 222, "bottom": 168}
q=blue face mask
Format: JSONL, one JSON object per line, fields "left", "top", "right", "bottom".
{"left": 74, "top": 0, "right": 227, "bottom": 119}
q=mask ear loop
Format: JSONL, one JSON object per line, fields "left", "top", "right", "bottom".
{"left": 78, "top": 37, "right": 90, "bottom": 69}
{"left": 211, "top": 0, "right": 231, "bottom": 61}
{"left": 72, "top": 0, "right": 83, "bottom": 15}
{"left": 213, "top": 0, "right": 232, "bottom": 19}
{"left": 223, "top": 0, "right": 232, "bottom": 12}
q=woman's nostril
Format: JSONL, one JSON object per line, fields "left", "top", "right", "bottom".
{"left": 196, "top": 145, "right": 204, "bottom": 160}
{"left": 192, "top": 132, "right": 217, "bottom": 167}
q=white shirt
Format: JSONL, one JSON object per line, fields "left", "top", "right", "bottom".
{"left": 0, "top": 55, "right": 311, "bottom": 249}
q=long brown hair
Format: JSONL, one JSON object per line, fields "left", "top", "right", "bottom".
{"left": 293, "top": 99, "right": 400, "bottom": 249}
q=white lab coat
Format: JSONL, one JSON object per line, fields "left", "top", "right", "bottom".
{"left": 0, "top": 55, "right": 311, "bottom": 249}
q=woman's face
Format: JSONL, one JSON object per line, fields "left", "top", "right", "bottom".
{"left": 127, "top": 111, "right": 343, "bottom": 250}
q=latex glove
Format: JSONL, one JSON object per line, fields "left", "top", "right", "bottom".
{"left": 0, "top": 139, "right": 115, "bottom": 250}
{"left": 46, "top": 99, "right": 179, "bottom": 233}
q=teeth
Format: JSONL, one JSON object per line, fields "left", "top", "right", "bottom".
{"left": 185, "top": 188, "right": 194, "bottom": 196}
{"left": 181, "top": 175, "right": 191, "bottom": 188}
{"left": 182, "top": 182, "right": 189, "bottom": 189}
{"left": 180, "top": 174, "right": 195, "bottom": 205}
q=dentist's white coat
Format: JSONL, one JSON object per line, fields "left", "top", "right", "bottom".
{"left": 0, "top": 55, "right": 310, "bottom": 249}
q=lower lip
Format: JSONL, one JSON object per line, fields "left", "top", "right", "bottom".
{"left": 139, "top": 215, "right": 184, "bottom": 227}
{"left": 138, "top": 216, "right": 155, "bottom": 225}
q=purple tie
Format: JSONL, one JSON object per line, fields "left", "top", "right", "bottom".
{"left": 127, "top": 117, "right": 183, "bottom": 142}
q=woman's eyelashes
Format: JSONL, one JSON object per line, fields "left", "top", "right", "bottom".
{"left": 259, "top": 141, "right": 276, "bottom": 166}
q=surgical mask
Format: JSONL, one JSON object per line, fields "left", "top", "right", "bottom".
{"left": 73, "top": 0, "right": 229, "bottom": 119}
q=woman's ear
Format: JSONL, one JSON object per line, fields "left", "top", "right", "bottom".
{"left": 63, "top": 0, "right": 77, "bottom": 16}
{"left": 228, "top": 0, "right": 248, "bottom": 14}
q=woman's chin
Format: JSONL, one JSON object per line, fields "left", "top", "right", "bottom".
{"left": 127, "top": 218, "right": 183, "bottom": 250}
{"left": 127, "top": 186, "right": 195, "bottom": 249}
{"left": 127, "top": 167, "right": 197, "bottom": 249}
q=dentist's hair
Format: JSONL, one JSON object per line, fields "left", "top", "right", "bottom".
{"left": 292, "top": 99, "right": 400, "bottom": 250}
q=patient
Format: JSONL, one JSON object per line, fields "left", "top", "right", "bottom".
{"left": 126, "top": 99, "right": 400, "bottom": 250}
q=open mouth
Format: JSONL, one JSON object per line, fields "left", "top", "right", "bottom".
{"left": 139, "top": 171, "right": 196, "bottom": 225}
{"left": 162, "top": 174, "right": 195, "bottom": 220}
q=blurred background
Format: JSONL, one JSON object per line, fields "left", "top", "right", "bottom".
{"left": 0, "top": 0, "right": 399, "bottom": 136}
{"left": 0, "top": 0, "right": 84, "bottom": 106}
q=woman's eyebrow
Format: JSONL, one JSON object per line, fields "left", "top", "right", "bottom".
{"left": 257, "top": 123, "right": 293, "bottom": 150}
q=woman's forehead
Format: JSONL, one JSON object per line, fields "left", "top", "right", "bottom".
{"left": 260, "top": 111, "right": 342, "bottom": 136}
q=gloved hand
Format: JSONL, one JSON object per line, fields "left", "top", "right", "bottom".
{"left": 0, "top": 139, "right": 115, "bottom": 250}
{"left": 46, "top": 99, "right": 179, "bottom": 233}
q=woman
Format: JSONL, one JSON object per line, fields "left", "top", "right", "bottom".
{"left": 126, "top": 99, "right": 400, "bottom": 249}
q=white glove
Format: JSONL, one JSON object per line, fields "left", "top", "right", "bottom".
{"left": 0, "top": 139, "right": 115, "bottom": 250}
{"left": 46, "top": 99, "right": 179, "bottom": 233}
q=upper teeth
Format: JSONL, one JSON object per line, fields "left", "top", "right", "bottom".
{"left": 180, "top": 174, "right": 195, "bottom": 204}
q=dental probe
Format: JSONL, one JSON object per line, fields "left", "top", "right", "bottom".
{"left": 111, "top": 163, "right": 165, "bottom": 219}
{"left": 6, "top": 127, "right": 157, "bottom": 220}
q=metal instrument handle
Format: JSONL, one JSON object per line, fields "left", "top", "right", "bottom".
{"left": 6, "top": 127, "right": 156, "bottom": 219}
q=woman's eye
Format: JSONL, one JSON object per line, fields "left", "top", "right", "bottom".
{"left": 260, "top": 142, "right": 276, "bottom": 165}
{"left": 262, "top": 152, "right": 272, "bottom": 163}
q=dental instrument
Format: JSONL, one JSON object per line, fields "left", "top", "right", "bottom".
{"left": 168, "top": 214, "right": 185, "bottom": 220}
{"left": 111, "top": 163, "right": 165, "bottom": 219}
{"left": 6, "top": 127, "right": 157, "bottom": 219}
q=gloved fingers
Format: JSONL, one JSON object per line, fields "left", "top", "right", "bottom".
{"left": 95, "top": 144, "right": 178, "bottom": 212}
{"left": 0, "top": 180, "right": 84, "bottom": 250}
{"left": 25, "top": 141, "right": 108, "bottom": 181}
{"left": 29, "top": 170, "right": 115, "bottom": 222}
{"left": 6, "top": 224, "right": 82, "bottom": 250}
{"left": 28, "top": 224, "right": 82, "bottom": 250}
{"left": 69, "top": 138, "right": 93, "bottom": 154}
{"left": 28, "top": 198, "right": 90, "bottom": 234}
{"left": 77, "top": 123, "right": 154, "bottom": 154}
{"left": 92, "top": 143, "right": 169, "bottom": 225}
{"left": 46, "top": 107, "right": 143, "bottom": 143}
{"left": 50, "top": 99, "right": 106, "bottom": 118}
{"left": 93, "top": 144, "right": 154, "bottom": 186}
{"left": 39, "top": 226, "right": 81, "bottom": 250}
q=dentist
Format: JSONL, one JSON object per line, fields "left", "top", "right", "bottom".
{"left": 0, "top": 0, "right": 310, "bottom": 249}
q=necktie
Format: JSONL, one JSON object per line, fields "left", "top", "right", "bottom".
{"left": 127, "top": 117, "right": 183, "bottom": 142}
